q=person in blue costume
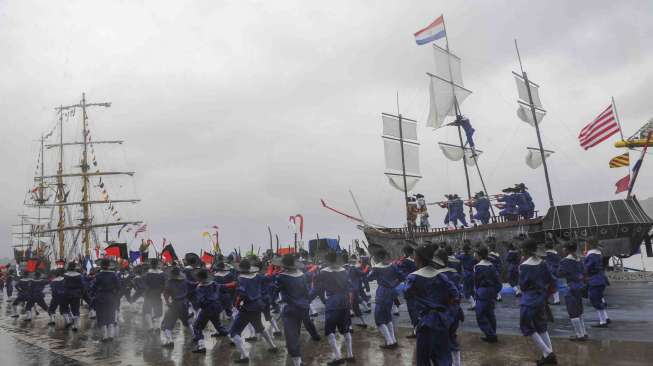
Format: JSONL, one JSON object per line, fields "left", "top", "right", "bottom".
{"left": 557, "top": 241, "right": 588, "bottom": 341}
{"left": 256, "top": 257, "right": 282, "bottom": 338}
{"left": 515, "top": 183, "right": 535, "bottom": 219}
{"left": 228, "top": 259, "right": 278, "bottom": 363}
{"left": 435, "top": 248, "right": 464, "bottom": 366}
{"left": 191, "top": 268, "right": 239, "bottom": 354}
{"left": 396, "top": 245, "right": 418, "bottom": 338}
{"left": 456, "top": 244, "right": 478, "bottom": 310}
{"left": 183, "top": 254, "right": 201, "bottom": 323}
{"left": 343, "top": 253, "right": 368, "bottom": 330}
{"left": 160, "top": 266, "right": 192, "bottom": 348}
{"left": 92, "top": 259, "right": 120, "bottom": 342}
{"left": 213, "top": 259, "right": 236, "bottom": 320}
{"left": 497, "top": 188, "right": 519, "bottom": 220}
{"left": 543, "top": 241, "right": 561, "bottom": 305}
{"left": 48, "top": 269, "right": 69, "bottom": 326}
{"left": 5, "top": 268, "right": 15, "bottom": 300}
{"left": 273, "top": 254, "right": 318, "bottom": 366}
{"left": 63, "top": 262, "right": 84, "bottom": 331}
{"left": 584, "top": 237, "right": 611, "bottom": 328}
{"left": 487, "top": 240, "right": 504, "bottom": 302}
{"left": 440, "top": 194, "right": 455, "bottom": 227}
{"left": 519, "top": 239, "right": 557, "bottom": 365}
{"left": 473, "top": 246, "right": 502, "bottom": 343}
{"left": 470, "top": 191, "right": 491, "bottom": 225}
{"left": 142, "top": 259, "right": 167, "bottom": 332}
{"left": 450, "top": 195, "right": 469, "bottom": 228}
{"left": 11, "top": 273, "right": 31, "bottom": 319}
{"left": 445, "top": 245, "right": 462, "bottom": 275}
{"left": 311, "top": 250, "right": 354, "bottom": 366}
{"left": 368, "top": 248, "right": 403, "bottom": 350}
{"left": 505, "top": 242, "right": 522, "bottom": 296}
{"left": 25, "top": 271, "right": 48, "bottom": 322}
{"left": 82, "top": 268, "right": 96, "bottom": 320}
{"left": 404, "top": 244, "right": 460, "bottom": 366}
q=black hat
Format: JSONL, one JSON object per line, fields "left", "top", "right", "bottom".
{"left": 453, "top": 194, "right": 459, "bottom": 199}
{"left": 184, "top": 253, "right": 201, "bottom": 268}
{"left": 475, "top": 191, "right": 485, "bottom": 198}
{"left": 515, "top": 183, "right": 527, "bottom": 190}
{"left": 521, "top": 239, "right": 538, "bottom": 255}
{"left": 324, "top": 250, "right": 344, "bottom": 266}
{"left": 194, "top": 268, "right": 213, "bottom": 284}
{"left": 66, "top": 262, "right": 78, "bottom": 272}
{"left": 98, "top": 258, "right": 110, "bottom": 269}
{"left": 149, "top": 258, "right": 160, "bottom": 269}
{"left": 168, "top": 266, "right": 186, "bottom": 280}
{"left": 415, "top": 193, "right": 424, "bottom": 199}
{"left": 272, "top": 254, "right": 304, "bottom": 270}
{"left": 236, "top": 259, "right": 259, "bottom": 274}
{"left": 373, "top": 248, "right": 390, "bottom": 263}
{"left": 431, "top": 248, "right": 448, "bottom": 268}
{"left": 214, "top": 261, "right": 233, "bottom": 271}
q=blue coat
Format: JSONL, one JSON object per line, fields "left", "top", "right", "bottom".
{"left": 143, "top": 269, "right": 166, "bottom": 297}
{"left": 544, "top": 250, "right": 561, "bottom": 278}
{"left": 236, "top": 273, "right": 266, "bottom": 312}
{"left": 518, "top": 257, "right": 553, "bottom": 307}
{"left": 473, "top": 260, "right": 502, "bottom": 300}
{"left": 312, "top": 266, "right": 351, "bottom": 311}
{"left": 367, "top": 263, "right": 403, "bottom": 305}
{"left": 195, "top": 282, "right": 221, "bottom": 309}
{"left": 404, "top": 266, "right": 459, "bottom": 320}
{"left": 50, "top": 276, "right": 67, "bottom": 297}
{"left": 557, "top": 255, "right": 585, "bottom": 291}
{"left": 165, "top": 277, "right": 189, "bottom": 302}
{"left": 64, "top": 271, "right": 84, "bottom": 298}
{"left": 584, "top": 250, "right": 608, "bottom": 287}
{"left": 30, "top": 278, "right": 48, "bottom": 299}
{"left": 92, "top": 270, "right": 120, "bottom": 298}
{"left": 274, "top": 270, "right": 311, "bottom": 313}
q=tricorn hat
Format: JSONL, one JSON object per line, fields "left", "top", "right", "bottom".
{"left": 236, "top": 259, "right": 260, "bottom": 274}
{"left": 272, "top": 254, "right": 304, "bottom": 270}
{"left": 168, "top": 266, "right": 186, "bottom": 280}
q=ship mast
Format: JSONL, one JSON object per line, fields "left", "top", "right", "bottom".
{"left": 56, "top": 105, "right": 65, "bottom": 260}
{"left": 514, "top": 40, "right": 554, "bottom": 207}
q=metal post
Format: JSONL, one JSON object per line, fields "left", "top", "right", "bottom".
{"left": 397, "top": 113, "right": 412, "bottom": 234}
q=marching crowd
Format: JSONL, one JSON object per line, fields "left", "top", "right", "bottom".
{"left": 0, "top": 236, "right": 612, "bottom": 366}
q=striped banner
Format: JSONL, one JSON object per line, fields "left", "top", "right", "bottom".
{"left": 579, "top": 104, "right": 620, "bottom": 150}
{"left": 609, "top": 152, "right": 629, "bottom": 168}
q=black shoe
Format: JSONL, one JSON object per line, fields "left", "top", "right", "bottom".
{"left": 273, "top": 331, "right": 282, "bottom": 337}
{"left": 245, "top": 336, "right": 258, "bottom": 342}
{"left": 192, "top": 347, "right": 206, "bottom": 354}
{"left": 405, "top": 333, "right": 416, "bottom": 339}
{"left": 327, "top": 359, "right": 345, "bottom": 366}
{"left": 568, "top": 336, "right": 583, "bottom": 342}
{"left": 100, "top": 338, "right": 110, "bottom": 343}
{"left": 364, "top": 310, "right": 371, "bottom": 314}
{"left": 606, "top": 318, "right": 612, "bottom": 324}
{"left": 467, "top": 306, "right": 476, "bottom": 311}
{"left": 268, "top": 347, "right": 279, "bottom": 353}
{"left": 393, "top": 312, "right": 400, "bottom": 316}
{"left": 48, "top": 321, "right": 55, "bottom": 326}
{"left": 161, "top": 342, "right": 174, "bottom": 348}
{"left": 536, "top": 353, "right": 558, "bottom": 365}
{"left": 355, "top": 324, "right": 368, "bottom": 329}
{"left": 234, "top": 357, "right": 250, "bottom": 364}
{"left": 592, "top": 323, "right": 608, "bottom": 328}
{"left": 481, "top": 336, "right": 498, "bottom": 343}
{"left": 581, "top": 334, "right": 589, "bottom": 340}
{"left": 344, "top": 356, "right": 356, "bottom": 363}
{"left": 311, "top": 336, "right": 322, "bottom": 342}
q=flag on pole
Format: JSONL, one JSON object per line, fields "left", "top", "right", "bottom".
{"left": 134, "top": 224, "right": 147, "bottom": 238}
{"left": 579, "top": 104, "right": 620, "bottom": 150}
{"left": 615, "top": 174, "right": 630, "bottom": 194}
{"left": 609, "top": 152, "right": 629, "bottom": 168}
{"left": 414, "top": 15, "right": 446, "bottom": 45}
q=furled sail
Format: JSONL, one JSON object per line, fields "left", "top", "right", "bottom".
{"left": 382, "top": 113, "right": 421, "bottom": 192}
{"left": 438, "top": 142, "right": 483, "bottom": 166}
{"left": 525, "top": 147, "right": 554, "bottom": 169}
{"left": 517, "top": 100, "right": 546, "bottom": 127}
{"left": 426, "top": 45, "right": 472, "bottom": 129}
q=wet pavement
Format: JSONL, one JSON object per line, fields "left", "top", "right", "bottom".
{"left": 0, "top": 280, "right": 652, "bottom": 365}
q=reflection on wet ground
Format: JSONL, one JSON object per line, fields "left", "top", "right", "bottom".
{"left": 1, "top": 281, "right": 652, "bottom": 365}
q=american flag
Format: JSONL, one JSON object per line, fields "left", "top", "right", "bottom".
{"left": 579, "top": 104, "right": 620, "bottom": 150}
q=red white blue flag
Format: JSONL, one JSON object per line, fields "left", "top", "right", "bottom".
{"left": 414, "top": 15, "right": 446, "bottom": 45}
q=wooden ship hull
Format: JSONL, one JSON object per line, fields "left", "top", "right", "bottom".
{"left": 363, "top": 198, "right": 653, "bottom": 260}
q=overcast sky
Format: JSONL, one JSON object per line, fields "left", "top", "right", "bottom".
{"left": 1, "top": 0, "right": 652, "bottom": 258}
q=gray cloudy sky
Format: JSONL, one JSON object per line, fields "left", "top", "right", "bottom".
{"left": 1, "top": 0, "right": 652, "bottom": 257}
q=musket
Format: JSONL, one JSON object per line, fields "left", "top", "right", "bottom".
{"left": 267, "top": 226, "right": 273, "bottom": 259}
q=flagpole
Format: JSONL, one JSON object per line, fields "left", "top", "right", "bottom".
{"left": 514, "top": 39, "right": 555, "bottom": 207}
{"left": 627, "top": 131, "right": 652, "bottom": 198}
{"left": 611, "top": 96, "right": 626, "bottom": 141}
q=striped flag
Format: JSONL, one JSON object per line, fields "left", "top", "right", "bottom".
{"left": 134, "top": 224, "right": 147, "bottom": 238}
{"left": 579, "top": 104, "right": 620, "bottom": 150}
{"left": 609, "top": 152, "right": 629, "bottom": 168}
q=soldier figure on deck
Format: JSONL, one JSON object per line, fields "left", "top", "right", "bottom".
{"left": 468, "top": 191, "right": 491, "bottom": 225}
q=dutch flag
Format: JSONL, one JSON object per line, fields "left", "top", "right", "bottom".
{"left": 414, "top": 15, "right": 446, "bottom": 45}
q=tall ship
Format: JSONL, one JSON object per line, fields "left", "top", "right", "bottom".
{"left": 324, "top": 17, "right": 653, "bottom": 261}
{"left": 15, "top": 93, "right": 142, "bottom": 269}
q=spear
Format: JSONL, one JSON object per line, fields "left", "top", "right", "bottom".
{"left": 275, "top": 234, "right": 279, "bottom": 255}
{"left": 268, "top": 226, "right": 273, "bottom": 259}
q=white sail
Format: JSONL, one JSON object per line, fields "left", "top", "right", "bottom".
{"left": 433, "top": 45, "right": 464, "bottom": 86}
{"left": 426, "top": 75, "right": 472, "bottom": 129}
{"left": 517, "top": 100, "right": 546, "bottom": 127}
{"left": 382, "top": 113, "right": 421, "bottom": 192}
{"left": 514, "top": 72, "right": 543, "bottom": 108}
{"left": 382, "top": 113, "right": 417, "bottom": 141}
{"left": 385, "top": 173, "right": 420, "bottom": 192}
{"left": 438, "top": 142, "right": 483, "bottom": 166}
{"left": 525, "top": 147, "right": 554, "bottom": 169}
